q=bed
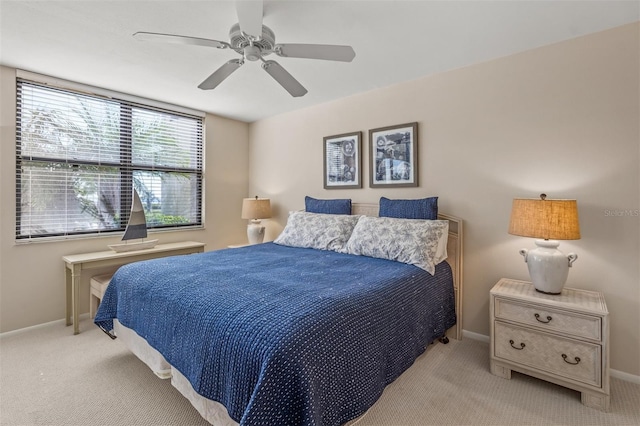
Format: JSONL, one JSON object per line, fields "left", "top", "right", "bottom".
{"left": 95, "top": 203, "right": 464, "bottom": 426}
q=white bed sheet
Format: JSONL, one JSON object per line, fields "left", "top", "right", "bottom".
{"left": 114, "top": 319, "right": 171, "bottom": 379}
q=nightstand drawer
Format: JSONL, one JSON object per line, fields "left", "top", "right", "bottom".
{"left": 494, "top": 298, "right": 601, "bottom": 341}
{"left": 494, "top": 322, "right": 601, "bottom": 387}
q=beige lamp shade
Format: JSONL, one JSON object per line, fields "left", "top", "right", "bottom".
{"left": 241, "top": 197, "right": 272, "bottom": 220}
{"left": 509, "top": 197, "right": 580, "bottom": 240}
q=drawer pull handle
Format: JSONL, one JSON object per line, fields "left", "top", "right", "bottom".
{"left": 509, "top": 339, "right": 525, "bottom": 350}
{"left": 562, "top": 354, "right": 581, "bottom": 365}
{"left": 534, "top": 313, "right": 552, "bottom": 323}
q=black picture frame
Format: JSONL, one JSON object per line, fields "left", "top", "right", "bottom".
{"left": 369, "top": 122, "right": 418, "bottom": 188}
{"left": 323, "top": 131, "right": 362, "bottom": 189}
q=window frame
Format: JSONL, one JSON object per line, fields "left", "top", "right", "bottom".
{"left": 15, "top": 71, "right": 205, "bottom": 242}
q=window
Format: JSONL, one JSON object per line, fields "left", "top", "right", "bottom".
{"left": 16, "top": 78, "right": 204, "bottom": 240}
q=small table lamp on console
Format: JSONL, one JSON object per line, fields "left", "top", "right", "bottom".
{"left": 241, "top": 196, "right": 272, "bottom": 245}
{"left": 508, "top": 194, "right": 581, "bottom": 295}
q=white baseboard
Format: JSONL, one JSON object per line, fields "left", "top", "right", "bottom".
{"left": 0, "top": 313, "right": 90, "bottom": 339}
{"left": 462, "top": 329, "right": 490, "bottom": 343}
{"left": 610, "top": 369, "right": 640, "bottom": 384}
{"left": 461, "top": 329, "right": 640, "bottom": 384}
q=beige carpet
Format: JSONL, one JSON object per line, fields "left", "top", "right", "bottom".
{"left": 1, "top": 318, "right": 638, "bottom": 426}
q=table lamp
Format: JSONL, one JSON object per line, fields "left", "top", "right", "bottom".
{"left": 241, "top": 196, "right": 272, "bottom": 244}
{"left": 508, "top": 194, "right": 581, "bottom": 294}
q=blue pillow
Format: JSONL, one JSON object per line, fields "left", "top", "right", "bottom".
{"left": 305, "top": 196, "right": 352, "bottom": 215}
{"left": 379, "top": 196, "right": 438, "bottom": 220}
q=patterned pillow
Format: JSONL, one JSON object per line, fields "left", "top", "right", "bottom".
{"left": 274, "top": 211, "right": 361, "bottom": 252}
{"left": 343, "top": 216, "right": 449, "bottom": 275}
{"left": 379, "top": 196, "right": 438, "bottom": 220}
{"left": 305, "top": 196, "right": 352, "bottom": 215}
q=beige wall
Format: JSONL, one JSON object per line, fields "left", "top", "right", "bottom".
{"left": 249, "top": 24, "right": 640, "bottom": 376}
{"left": 0, "top": 66, "right": 250, "bottom": 332}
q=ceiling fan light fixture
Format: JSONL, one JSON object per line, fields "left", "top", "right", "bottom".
{"left": 244, "top": 45, "right": 262, "bottom": 61}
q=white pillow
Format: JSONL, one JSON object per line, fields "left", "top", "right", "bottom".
{"left": 273, "top": 211, "right": 361, "bottom": 252}
{"left": 342, "top": 216, "right": 449, "bottom": 275}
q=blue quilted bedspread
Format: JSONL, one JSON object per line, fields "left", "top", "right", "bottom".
{"left": 95, "top": 243, "right": 455, "bottom": 426}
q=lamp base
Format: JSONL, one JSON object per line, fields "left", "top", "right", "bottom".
{"left": 247, "top": 219, "right": 265, "bottom": 245}
{"left": 519, "top": 240, "right": 578, "bottom": 295}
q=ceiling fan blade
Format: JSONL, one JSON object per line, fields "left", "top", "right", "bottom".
{"left": 198, "top": 59, "right": 244, "bottom": 90}
{"left": 275, "top": 44, "right": 356, "bottom": 62}
{"left": 261, "top": 60, "right": 307, "bottom": 97}
{"left": 134, "top": 32, "right": 230, "bottom": 49}
{"left": 235, "top": 0, "right": 263, "bottom": 39}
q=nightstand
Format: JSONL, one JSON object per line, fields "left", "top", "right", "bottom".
{"left": 490, "top": 278, "right": 610, "bottom": 411}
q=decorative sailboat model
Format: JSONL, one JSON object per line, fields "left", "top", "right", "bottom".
{"left": 108, "top": 189, "right": 158, "bottom": 253}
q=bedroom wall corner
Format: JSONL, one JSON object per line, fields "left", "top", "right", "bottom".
{"left": 203, "top": 113, "right": 251, "bottom": 249}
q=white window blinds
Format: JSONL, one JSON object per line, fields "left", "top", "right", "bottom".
{"left": 16, "top": 78, "right": 204, "bottom": 240}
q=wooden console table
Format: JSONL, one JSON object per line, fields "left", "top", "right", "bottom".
{"left": 63, "top": 241, "right": 205, "bottom": 334}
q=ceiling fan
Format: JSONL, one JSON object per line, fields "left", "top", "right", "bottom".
{"left": 133, "top": 0, "right": 356, "bottom": 97}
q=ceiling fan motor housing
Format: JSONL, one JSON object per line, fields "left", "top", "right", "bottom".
{"left": 229, "top": 23, "right": 275, "bottom": 56}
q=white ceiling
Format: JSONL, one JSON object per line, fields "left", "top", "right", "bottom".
{"left": 1, "top": 1, "right": 638, "bottom": 123}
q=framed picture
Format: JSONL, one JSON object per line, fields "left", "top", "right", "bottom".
{"left": 323, "top": 131, "right": 362, "bottom": 189}
{"left": 369, "top": 122, "right": 418, "bottom": 188}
